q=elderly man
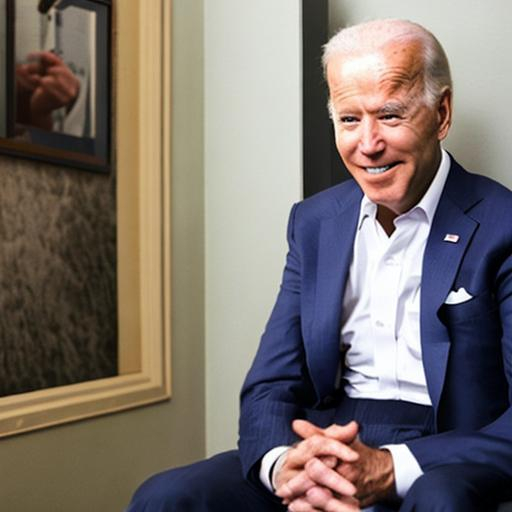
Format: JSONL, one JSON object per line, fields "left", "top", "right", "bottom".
{"left": 128, "top": 19, "right": 512, "bottom": 512}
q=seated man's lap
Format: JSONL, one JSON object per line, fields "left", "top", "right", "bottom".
{"left": 126, "top": 450, "right": 286, "bottom": 512}
{"left": 127, "top": 450, "right": 511, "bottom": 512}
{"left": 400, "top": 463, "right": 512, "bottom": 512}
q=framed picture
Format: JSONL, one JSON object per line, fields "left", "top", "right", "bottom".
{"left": 0, "top": 0, "right": 171, "bottom": 437}
{"left": 0, "top": 0, "right": 111, "bottom": 172}
{"left": 0, "top": 0, "right": 6, "bottom": 138}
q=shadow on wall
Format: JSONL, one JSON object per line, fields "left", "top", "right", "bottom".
{"left": 445, "top": 109, "right": 500, "bottom": 176}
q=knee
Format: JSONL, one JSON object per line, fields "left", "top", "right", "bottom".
{"left": 126, "top": 451, "right": 245, "bottom": 512}
{"left": 127, "top": 470, "right": 199, "bottom": 512}
{"left": 402, "top": 465, "right": 481, "bottom": 512}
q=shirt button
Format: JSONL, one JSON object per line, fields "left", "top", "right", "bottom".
{"left": 375, "top": 320, "right": 385, "bottom": 327}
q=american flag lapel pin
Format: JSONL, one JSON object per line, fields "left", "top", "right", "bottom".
{"left": 443, "top": 233, "right": 460, "bottom": 243}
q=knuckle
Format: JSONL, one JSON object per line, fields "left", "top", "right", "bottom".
{"left": 307, "top": 459, "right": 328, "bottom": 480}
{"left": 309, "top": 434, "right": 322, "bottom": 449}
{"left": 336, "top": 462, "right": 349, "bottom": 476}
{"left": 306, "top": 456, "right": 320, "bottom": 470}
{"left": 306, "top": 486, "right": 330, "bottom": 506}
{"left": 328, "top": 439, "right": 342, "bottom": 453}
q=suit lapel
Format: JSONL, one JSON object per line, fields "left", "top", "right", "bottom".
{"left": 421, "top": 159, "right": 480, "bottom": 412}
{"left": 306, "top": 158, "right": 482, "bottom": 406}
{"left": 307, "top": 188, "right": 361, "bottom": 400}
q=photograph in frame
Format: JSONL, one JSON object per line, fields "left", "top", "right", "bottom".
{"left": 0, "top": 0, "right": 6, "bottom": 138}
{"left": 0, "top": 0, "right": 111, "bottom": 172}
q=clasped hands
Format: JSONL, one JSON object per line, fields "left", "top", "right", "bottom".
{"left": 274, "top": 420, "right": 395, "bottom": 511}
{"left": 16, "top": 51, "right": 80, "bottom": 131}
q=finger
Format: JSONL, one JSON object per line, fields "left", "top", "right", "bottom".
{"left": 45, "top": 63, "right": 76, "bottom": 79}
{"left": 324, "top": 496, "right": 360, "bottom": 512}
{"left": 17, "top": 65, "right": 42, "bottom": 85}
{"left": 42, "top": 71, "right": 79, "bottom": 100}
{"left": 27, "top": 50, "right": 64, "bottom": 67}
{"left": 305, "top": 485, "right": 335, "bottom": 506}
{"left": 292, "top": 419, "right": 324, "bottom": 439}
{"left": 287, "top": 496, "right": 319, "bottom": 512}
{"left": 287, "top": 435, "right": 359, "bottom": 467}
{"left": 321, "top": 455, "right": 338, "bottom": 468}
{"left": 16, "top": 73, "right": 40, "bottom": 91}
{"left": 37, "top": 76, "right": 77, "bottom": 106}
{"left": 293, "top": 420, "right": 359, "bottom": 448}
{"left": 335, "top": 461, "right": 359, "bottom": 483}
{"left": 306, "top": 486, "right": 360, "bottom": 512}
{"left": 31, "top": 82, "right": 67, "bottom": 112}
{"left": 276, "top": 469, "right": 316, "bottom": 499}
{"left": 305, "top": 457, "right": 357, "bottom": 496}
{"left": 323, "top": 421, "right": 359, "bottom": 442}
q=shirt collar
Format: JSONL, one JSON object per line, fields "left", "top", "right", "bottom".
{"left": 357, "top": 148, "right": 451, "bottom": 230}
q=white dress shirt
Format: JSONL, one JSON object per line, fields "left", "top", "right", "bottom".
{"left": 261, "top": 150, "right": 451, "bottom": 498}
{"left": 341, "top": 150, "right": 450, "bottom": 403}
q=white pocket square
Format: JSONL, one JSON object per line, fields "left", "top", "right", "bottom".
{"left": 444, "top": 287, "right": 473, "bottom": 305}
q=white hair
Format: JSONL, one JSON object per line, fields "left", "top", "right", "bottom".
{"left": 323, "top": 19, "right": 452, "bottom": 107}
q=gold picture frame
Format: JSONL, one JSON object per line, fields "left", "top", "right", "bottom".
{"left": 0, "top": 0, "right": 172, "bottom": 436}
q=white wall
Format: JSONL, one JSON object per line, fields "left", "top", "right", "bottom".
{"left": 329, "top": 0, "right": 512, "bottom": 189}
{"left": 204, "top": 0, "right": 303, "bottom": 454}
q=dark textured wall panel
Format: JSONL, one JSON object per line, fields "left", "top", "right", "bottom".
{"left": 0, "top": 154, "right": 117, "bottom": 397}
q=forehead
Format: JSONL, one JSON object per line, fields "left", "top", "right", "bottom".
{"left": 327, "top": 42, "right": 424, "bottom": 103}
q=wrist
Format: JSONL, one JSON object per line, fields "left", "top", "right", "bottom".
{"left": 376, "top": 449, "right": 396, "bottom": 499}
{"left": 381, "top": 443, "right": 423, "bottom": 498}
{"left": 271, "top": 449, "right": 290, "bottom": 491}
{"left": 259, "top": 446, "right": 290, "bottom": 492}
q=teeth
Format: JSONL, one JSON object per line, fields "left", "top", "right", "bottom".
{"left": 366, "top": 165, "right": 393, "bottom": 175}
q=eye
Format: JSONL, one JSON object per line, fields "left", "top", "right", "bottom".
{"left": 379, "top": 113, "right": 403, "bottom": 125}
{"left": 380, "top": 114, "right": 399, "bottom": 121}
{"left": 339, "top": 116, "right": 359, "bottom": 124}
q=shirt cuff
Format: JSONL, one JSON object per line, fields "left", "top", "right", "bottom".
{"left": 259, "top": 446, "right": 290, "bottom": 492}
{"left": 381, "top": 443, "right": 423, "bottom": 498}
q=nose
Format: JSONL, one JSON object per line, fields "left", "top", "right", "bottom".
{"left": 358, "top": 118, "right": 385, "bottom": 155}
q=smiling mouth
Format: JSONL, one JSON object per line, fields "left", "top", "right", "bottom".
{"left": 365, "top": 162, "right": 399, "bottom": 175}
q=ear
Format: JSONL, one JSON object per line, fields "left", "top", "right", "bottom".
{"left": 437, "top": 88, "right": 452, "bottom": 141}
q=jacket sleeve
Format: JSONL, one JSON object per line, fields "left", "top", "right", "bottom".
{"left": 237, "top": 202, "right": 317, "bottom": 478}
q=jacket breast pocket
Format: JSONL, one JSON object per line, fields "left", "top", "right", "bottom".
{"left": 440, "top": 290, "right": 498, "bottom": 325}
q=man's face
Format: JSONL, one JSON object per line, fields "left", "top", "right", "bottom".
{"left": 326, "top": 42, "right": 451, "bottom": 215}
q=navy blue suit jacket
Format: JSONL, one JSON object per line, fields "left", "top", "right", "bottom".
{"left": 238, "top": 156, "right": 512, "bottom": 480}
